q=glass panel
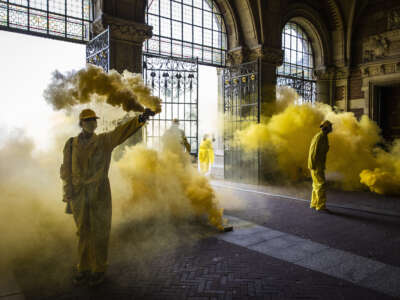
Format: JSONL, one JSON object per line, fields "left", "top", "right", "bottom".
{"left": 49, "top": 14, "right": 65, "bottom": 36}
{"left": 183, "top": 23, "right": 192, "bottom": 42}
{"left": 193, "top": 26, "right": 202, "bottom": 44}
{"left": 203, "top": 47, "right": 212, "bottom": 63}
{"left": 172, "top": 2, "right": 182, "bottom": 20}
{"left": 144, "top": 0, "right": 227, "bottom": 66}
{"left": 182, "top": 5, "right": 192, "bottom": 23}
{"left": 67, "top": 0, "right": 83, "bottom": 18}
{"left": 67, "top": 19, "right": 81, "bottom": 38}
{"left": 30, "top": 0, "right": 47, "bottom": 10}
{"left": 172, "top": 20, "right": 182, "bottom": 40}
{"left": 193, "top": 0, "right": 202, "bottom": 8}
{"left": 160, "top": 18, "right": 171, "bottom": 37}
{"left": 277, "top": 22, "right": 316, "bottom": 103}
{"left": 160, "top": 37, "right": 171, "bottom": 55}
{"left": 9, "top": 0, "right": 28, "bottom": 5}
{"left": 1, "top": 0, "right": 92, "bottom": 41}
{"left": 213, "top": 30, "right": 219, "bottom": 48}
{"left": 49, "top": 0, "right": 65, "bottom": 14}
{"left": 203, "top": 10, "right": 212, "bottom": 29}
{"left": 172, "top": 40, "right": 183, "bottom": 57}
{"left": 160, "top": 0, "right": 170, "bottom": 18}
{"left": 148, "top": 0, "right": 159, "bottom": 14}
{"left": 148, "top": 14, "right": 159, "bottom": 35}
{"left": 193, "top": 8, "right": 202, "bottom": 26}
{"left": 9, "top": 5, "right": 28, "bottom": 29}
{"left": 203, "top": 29, "right": 212, "bottom": 46}
{"left": 148, "top": 37, "right": 160, "bottom": 52}
{"left": 0, "top": 4, "right": 7, "bottom": 26}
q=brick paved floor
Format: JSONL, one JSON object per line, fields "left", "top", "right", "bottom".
{"left": 214, "top": 186, "right": 400, "bottom": 267}
{"left": 10, "top": 184, "right": 400, "bottom": 300}
{"left": 21, "top": 236, "right": 395, "bottom": 300}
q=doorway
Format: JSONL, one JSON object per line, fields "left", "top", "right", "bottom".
{"left": 377, "top": 84, "right": 400, "bottom": 141}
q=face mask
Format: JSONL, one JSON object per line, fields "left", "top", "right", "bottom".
{"left": 81, "top": 119, "right": 97, "bottom": 133}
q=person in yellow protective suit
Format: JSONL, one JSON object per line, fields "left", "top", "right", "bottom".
{"left": 308, "top": 120, "right": 333, "bottom": 212}
{"left": 60, "top": 108, "right": 153, "bottom": 286}
{"left": 198, "top": 134, "right": 214, "bottom": 175}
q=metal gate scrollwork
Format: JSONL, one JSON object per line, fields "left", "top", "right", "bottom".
{"left": 86, "top": 27, "right": 110, "bottom": 72}
{"left": 143, "top": 54, "right": 199, "bottom": 156}
{"left": 223, "top": 60, "right": 260, "bottom": 184}
{"left": 277, "top": 72, "right": 316, "bottom": 103}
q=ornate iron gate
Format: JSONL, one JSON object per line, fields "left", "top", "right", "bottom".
{"left": 277, "top": 72, "right": 316, "bottom": 103}
{"left": 86, "top": 27, "right": 109, "bottom": 72}
{"left": 143, "top": 53, "right": 199, "bottom": 156}
{"left": 223, "top": 60, "right": 260, "bottom": 184}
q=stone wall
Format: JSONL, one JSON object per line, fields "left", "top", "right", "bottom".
{"left": 348, "top": 0, "right": 400, "bottom": 120}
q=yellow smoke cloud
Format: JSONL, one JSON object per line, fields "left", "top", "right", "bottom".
{"left": 115, "top": 128, "right": 224, "bottom": 230}
{"left": 0, "top": 119, "right": 224, "bottom": 293}
{"left": 44, "top": 64, "right": 162, "bottom": 113}
{"left": 235, "top": 86, "right": 400, "bottom": 195}
{"left": 360, "top": 140, "right": 400, "bottom": 195}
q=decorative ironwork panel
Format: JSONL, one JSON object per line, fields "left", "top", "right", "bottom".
{"left": 223, "top": 60, "right": 260, "bottom": 184}
{"left": 277, "top": 74, "right": 316, "bottom": 103}
{"left": 144, "top": 0, "right": 227, "bottom": 67}
{"left": 277, "top": 22, "right": 316, "bottom": 103}
{"left": 86, "top": 27, "right": 109, "bottom": 72}
{"left": 143, "top": 53, "right": 199, "bottom": 155}
{"left": 0, "top": 0, "right": 92, "bottom": 43}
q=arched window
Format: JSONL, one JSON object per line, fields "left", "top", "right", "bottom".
{"left": 277, "top": 22, "right": 316, "bottom": 103}
{"left": 0, "top": 0, "right": 92, "bottom": 42}
{"left": 144, "top": 0, "right": 227, "bottom": 66}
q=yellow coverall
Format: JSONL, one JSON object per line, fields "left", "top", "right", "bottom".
{"left": 198, "top": 139, "right": 214, "bottom": 174}
{"left": 308, "top": 131, "right": 329, "bottom": 210}
{"left": 60, "top": 117, "right": 144, "bottom": 273}
{"left": 164, "top": 127, "right": 191, "bottom": 152}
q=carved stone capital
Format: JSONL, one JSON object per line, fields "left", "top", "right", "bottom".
{"left": 226, "top": 47, "right": 248, "bottom": 65}
{"left": 313, "top": 66, "right": 337, "bottom": 80}
{"left": 335, "top": 67, "right": 350, "bottom": 80}
{"left": 249, "top": 46, "right": 283, "bottom": 66}
{"left": 362, "top": 66, "right": 370, "bottom": 76}
{"left": 388, "top": 7, "right": 400, "bottom": 30}
{"left": 93, "top": 13, "right": 152, "bottom": 44}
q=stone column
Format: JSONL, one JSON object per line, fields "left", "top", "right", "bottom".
{"left": 314, "top": 67, "right": 337, "bottom": 107}
{"left": 249, "top": 45, "right": 284, "bottom": 117}
{"left": 92, "top": 13, "right": 152, "bottom": 73}
{"left": 91, "top": 8, "right": 152, "bottom": 149}
{"left": 228, "top": 45, "right": 283, "bottom": 184}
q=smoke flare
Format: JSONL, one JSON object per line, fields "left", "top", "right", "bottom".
{"left": 43, "top": 64, "right": 162, "bottom": 113}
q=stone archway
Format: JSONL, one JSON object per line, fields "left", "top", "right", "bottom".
{"left": 282, "top": 4, "right": 332, "bottom": 71}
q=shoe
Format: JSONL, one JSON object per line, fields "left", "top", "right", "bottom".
{"left": 316, "top": 208, "right": 331, "bottom": 214}
{"left": 73, "top": 271, "right": 90, "bottom": 285}
{"left": 89, "top": 272, "right": 105, "bottom": 287}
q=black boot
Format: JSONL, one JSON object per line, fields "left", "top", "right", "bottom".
{"left": 73, "top": 271, "right": 90, "bottom": 285}
{"left": 89, "top": 272, "right": 105, "bottom": 286}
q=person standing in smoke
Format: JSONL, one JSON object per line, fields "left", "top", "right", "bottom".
{"left": 163, "top": 118, "right": 191, "bottom": 153}
{"left": 198, "top": 134, "right": 215, "bottom": 175}
{"left": 60, "top": 108, "right": 154, "bottom": 286}
{"left": 308, "top": 120, "right": 333, "bottom": 212}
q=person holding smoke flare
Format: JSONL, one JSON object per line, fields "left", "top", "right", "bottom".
{"left": 308, "top": 120, "right": 333, "bottom": 212}
{"left": 60, "top": 108, "right": 154, "bottom": 286}
{"left": 198, "top": 134, "right": 214, "bottom": 175}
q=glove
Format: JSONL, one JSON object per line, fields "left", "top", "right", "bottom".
{"left": 139, "top": 108, "right": 155, "bottom": 123}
